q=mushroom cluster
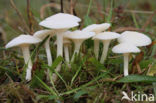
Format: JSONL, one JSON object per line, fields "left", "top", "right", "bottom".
{"left": 5, "top": 13, "right": 152, "bottom": 81}
{"left": 112, "top": 31, "right": 152, "bottom": 76}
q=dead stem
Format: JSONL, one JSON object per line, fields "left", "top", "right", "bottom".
{"left": 10, "top": 0, "right": 29, "bottom": 33}
{"left": 113, "top": 27, "right": 143, "bottom": 32}
{"left": 27, "top": 0, "right": 34, "bottom": 35}
{"left": 60, "top": 0, "right": 63, "bottom": 13}
{"left": 40, "top": 3, "right": 62, "bottom": 19}
{"left": 142, "top": 10, "right": 156, "bottom": 29}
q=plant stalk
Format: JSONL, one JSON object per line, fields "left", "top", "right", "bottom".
{"left": 21, "top": 45, "right": 32, "bottom": 81}
{"left": 124, "top": 53, "right": 129, "bottom": 76}
{"left": 100, "top": 40, "right": 111, "bottom": 64}
{"left": 94, "top": 40, "right": 99, "bottom": 59}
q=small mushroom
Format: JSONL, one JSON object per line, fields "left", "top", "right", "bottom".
{"left": 64, "top": 30, "right": 95, "bottom": 62}
{"left": 118, "top": 31, "right": 152, "bottom": 47}
{"left": 112, "top": 43, "right": 140, "bottom": 76}
{"left": 39, "top": 13, "right": 80, "bottom": 57}
{"left": 5, "top": 35, "right": 41, "bottom": 81}
{"left": 82, "top": 23, "right": 111, "bottom": 59}
{"left": 44, "top": 13, "right": 81, "bottom": 23}
{"left": 34, "top": 29, "right": 55, "bottom": 66}
{"left": 93, "top": 32, "right": 120, "bottom": 64}
{"left": 39, "top": 13, "right": 81, "bottom": 81}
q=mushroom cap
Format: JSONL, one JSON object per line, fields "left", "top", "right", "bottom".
{"left": 5, "top": 35, "right": 42, "bottom": 48}
{"left": 82, "top": 23, "right": 111, "bottom": 33}
{"left": 34, "top": 29, "right": 55, "bottom": 39}
{"left": 39, "top": 13, "right": 80, "bottom": 29}
{"left": 93, "top": 32, "right": 120, "bottom": 40}
{"left": 118, "top": 31, "right": 152, "bottom": 47}
{"left": 64, "top": 30, "right": 95, "bottom": 40}
{"left": 45, "top": 13, "right": 81, "bottom": 22}
{"left": 112, "top": 43, "right": 140, "bottom": 54}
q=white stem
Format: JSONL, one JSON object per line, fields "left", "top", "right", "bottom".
{"left": 44, "top": 37, "right": 52, "bottom": 66}
{"left": 71, "top": 40, "right": 83, "bottom": 62}
{"left": 52, "top": 31, "right": 64, "bottom": 82}
{"left": 94, "top": 40, "right": 99, "bottom": 59}
{"left": 124, "top": 53, "right": 129, "bottom": 76}
{"left": 21, "top": 45, "right": 32, "bottom": 81}
{"left": 64, "top": 45, "right": 70, "bottom": 62}
{"left": 56, "top": 33, "right": 63, "bottom": 57}
{"left": 100, "top": 40, "right": 111, "bottom": 64}
{"left": 44, "top": 37, "right": 53, "bottom": 81}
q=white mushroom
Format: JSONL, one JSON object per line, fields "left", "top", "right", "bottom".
{"left": 34, "top": 29, "right": 55, "bottom": 66}
{"left": 44, "top": 13, "right": 81, "bottom": 23}
{"left": 39, "top": 13, "right": 81, "bottom": 81}
{"left": 82, "top": 23, "right": 111, "bottom": 59}
{"left": 118, "top": 31, "right": 152, "bottom": 47}
{"left": 39, "top": 13, "right": 80, "bottom": 57}
{"left": 5, "top": 35, "right": 41, "bottom": 81}
{"left": 112, "top": 43, "right": 140, "bottom": 76}
{"left": 93, "top": 32, "right": 120, "bottom": 64}
{"left": 64, "top": 30, "right": 95, "bottom": 62}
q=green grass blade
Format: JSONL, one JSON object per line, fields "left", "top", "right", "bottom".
{"left": 106, "top": 0, "right": 113, "bottom": 22}
{"left": 60, "top": 72, "right": 108, "bottom": 96}
{"left": 117, "top": 75, "right": 156, "bottom": 83}
{"left": 35, "top": 75, "right": 58, "bottom": 96}
{"left": 70, "top": 66, "right": 82, "bottom": 86}
{"left": 132, "top": 13, "right": 139, "bottom": 28}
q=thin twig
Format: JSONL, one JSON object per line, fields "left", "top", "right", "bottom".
{"left": 60, "top": 0, "right": 63, "bottom": 13}
{"left": 27, "top": 0, "right": 34, "bottom": 34}
{"left": 113, "top": 27, "right": 143, "bottom": 32}
{"left": 124, "top": 10, "right": 154, "bottom": 14}
{"left": 70, "top": 0, "right": 73, "bottom": 14}
{"left": 10, "top": 0, "right": 29, "bottom": 33}
{"left": 40, "top": 3, "right": 67, "bottom": 19}
{"left": 142, "top": 10, "right": 156, "bottom": 30}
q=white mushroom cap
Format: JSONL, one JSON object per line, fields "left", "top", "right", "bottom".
{"left": 93, "top": 32, "right": 120, "bottom": 40}
{"left": 64, "top": 30, "right": 95, "bottom": 40}
{"left": 34, "top": 30, "right": 55, "bottom": 39}
{"left": 118, "top": 31, "right": 152, "bottom": 47}
{"left": 82, "top": 23, "right": 111, "bottom": 33}
{"left": 112, "top": 43, "right": 140, "bottom": 54}
{"left": 5, "top": 35, "right": 42, "bottom": 48}
{"left": 39, "top": 13, "right": 80, "bottom": 29}
{"left": 45, "top": 13, "right": 81, "bottom": 22}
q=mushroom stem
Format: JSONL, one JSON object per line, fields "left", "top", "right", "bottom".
{"left": 53, "top": 31, "right": 64, "bottom": 82}
{"left": 44, "top": 37, "right": 53, "bottom": 81}
{"left": 100, "top": 40, "right": 111, "bottom": 64}
{"left": 56, "top": 32, "right": 64, "bottom": 57}
{"left": 123, "top": 53, "right": 129, "bottom": 76}
{"left": 94, "top": 40, "right": 99, "bottom": 59}
{"left": 64, "top": 45, "right": 70, "bottom": 62}
{"left": 21, "top": 45, "right": 32, "bottom": 81}
{"left": 44, "top": 37, "right": 53, "bottom": 66}
{"left": 71, "top": 40, "right": 82, "bottom": 62}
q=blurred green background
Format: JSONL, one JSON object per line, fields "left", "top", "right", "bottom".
{"left": 0, "top": 0, "right": 156, "bottom": 41}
